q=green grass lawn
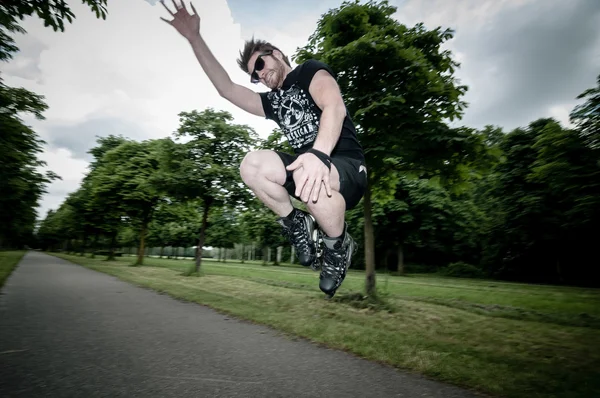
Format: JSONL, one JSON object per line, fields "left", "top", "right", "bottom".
{"left": 0, "top": 250, "right": 26, "bottom": 288}
{"left": 49, "top": 252, "right": 600, "bottom": 398}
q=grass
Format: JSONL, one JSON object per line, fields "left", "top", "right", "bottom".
{"left": 0, "top": 250, "right": 26, "bottom": 289}
{"left": 49, "top": 252, "right": 600, "bottom": 398}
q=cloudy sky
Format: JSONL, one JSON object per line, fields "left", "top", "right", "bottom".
{"left": 4, "top": 0, "right": 599, "bottom": 219}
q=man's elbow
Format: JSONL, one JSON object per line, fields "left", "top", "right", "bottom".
{"left": 326, "top": 102, "right": 347, "bottom": 120}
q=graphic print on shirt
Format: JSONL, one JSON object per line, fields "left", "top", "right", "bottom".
{"left": 267, "top": 85, "right": 320, "bottom": 149}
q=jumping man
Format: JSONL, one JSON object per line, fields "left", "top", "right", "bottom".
{"left": 160, "top": 0, "right": 367, "bottom": 297}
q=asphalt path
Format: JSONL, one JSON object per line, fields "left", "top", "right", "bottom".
{"left": 0, "top": 251, "right": 481, "bottom": 397}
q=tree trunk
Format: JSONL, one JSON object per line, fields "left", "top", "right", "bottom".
{"left": 363, "top": 184, "right": 376, "bottom": 296}
{"left": 136, "top": 223, "right": 148, "bottom": 266}
{"left": 159, "top": 246, "right": 164, "bottom": 258}
{"left": 290, "top": 246, "right": 295, "bottom": 264}
{"left": 240, "top": 244, "right": 245, "bottom": 263}
{"left": 397, "top": 244, "right": 404, "bottom": 275}
{"left": 80, "top": 234, "right": 87, "bottom": 256}
{"left": 107, "top": 233, "right": 117, "bottom": 261}
{"left": 91, "top": 232, "right": 99, "bottom": 258}
{"left": 262, "top": 246, "right": 268, "bottom": 265}
{"left": 556, "top": 259, "right": 564, "bottom": 283}
{"left": 195, "top": 204, "right": 210, "bottom": 273}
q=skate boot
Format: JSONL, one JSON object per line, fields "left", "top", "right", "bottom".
{"left": 277, "top": 209, "right": 320, "bottom": 269}
{"left": 319, "top": 224, "right": 357, "bottom": 298}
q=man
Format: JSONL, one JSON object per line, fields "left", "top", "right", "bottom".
{"left": 160, "top": 0, "right": 366, "bottom": 297}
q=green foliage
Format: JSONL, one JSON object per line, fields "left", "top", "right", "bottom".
{"left": 0, "top": 81, "right": 60, "bottom": 248}
{"left": 295, "top": 0, "right": 474, "bottom": 185}
{"left": 205, "top": 206, "right": 242, "bottom": 249}
{"left": 0, "top": 0, "right": 108, "bottom": 60}
{"left": 0, "top": 0, "right": 108, "bottom": 248}
{"left": 90, "top": 139, "right": 164, "bottom": 264}
{"left": 371, "top": 175, "right": 485, "bottom": 269}
{"left": 570, "top": 73, "right": 600, "bottom": 150}
{"left": 294, "top": 0, "right": 483, "bottom": 294}
{"left": 259, "top": 129, "right": 294, "bottom": 154}
{"left": 160, "top": 108, "right": 258, "bottom": 207}
{"left": 479, "top": 118, "right": 600, "bottom": 285}
{"left": 239, "top": 198, "right": 287, "bottom": 250}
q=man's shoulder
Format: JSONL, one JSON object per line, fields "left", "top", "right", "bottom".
{"left": 295, "top": 59, "right": 337, "bottom": 88}
{"left": 297, "top": 59, "right": 334, "bottom": 73}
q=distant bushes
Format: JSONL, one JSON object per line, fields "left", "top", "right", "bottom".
{"left": 440, "top": 262, "right": 486, "bottom": 278}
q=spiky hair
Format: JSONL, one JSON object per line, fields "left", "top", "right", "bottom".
{"left": 237, "top": 37, "right": 291, "bottom": 73}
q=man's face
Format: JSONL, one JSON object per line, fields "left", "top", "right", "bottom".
{"left": 247, "top": 50, "right": 286, "bottom": 90}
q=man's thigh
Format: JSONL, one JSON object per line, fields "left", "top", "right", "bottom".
{"left": 277, "top": 151, "right": 367, "bottom": 210}
{"left": 276, "top": 151, "right": 342, "bottom": 201}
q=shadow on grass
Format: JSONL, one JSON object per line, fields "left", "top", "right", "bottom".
{"left": 181, "top": 264, "right": 204, "bottom": 277}
{"left": 332, "top": 292, "right": 397, "bottom": 313}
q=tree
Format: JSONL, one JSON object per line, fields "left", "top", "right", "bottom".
{"left": 373, "top": 175, "right": 484, "bottom": 273}
{"left": 240, "top": 201, "right": 288, "bottom": 265}
{"left": 259, "top": 129, "right": 294, "bottom": 154}
{"left": 205, "top": 206, "right": 242, "bottom": 262}
{"left": 81, "top": 136, "right": 129, "bottom": 260}
{"left": 0, "top": 0, "right": 108, "bottom": 60}
{"left": 0, "top": 79, "right": 60, "bottom": 248}
{"left": 1, "top": 0, "right": 108, "bottom": 248}
{"left": 478, "top": 117, "right": 600, "bottom": 285}
{"left": 570, "top": 74, "right": 600, "bottom": 150}
{"left": 159, "top": 108, "right": 258, "bottom": 272}
{"left": 528, "top": 120, "right": 600, "bottom": 284}
{"left": 90, "top": 139, "right": 164, "bottom": 265}
{"left": 295, "top": 0, "right": 476, "bottom": 295}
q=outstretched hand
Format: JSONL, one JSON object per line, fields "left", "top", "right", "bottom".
{"left": 160, "top": 0, "right": 200, "bottom": 41}
{"left": 287, "top": 153, "right": 333, "bottom": 203}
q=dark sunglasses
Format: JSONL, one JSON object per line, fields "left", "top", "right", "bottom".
{"left": 250, "top": 50, "right": 273, "bottom": 84}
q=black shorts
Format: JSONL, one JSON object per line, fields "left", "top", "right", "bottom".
{"left": 275, "top": 151, "right": 367, "bottom": 210}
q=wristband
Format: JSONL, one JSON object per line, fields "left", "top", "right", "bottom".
{"left": 307, "top": 148, "right": 332, "bottom": 170}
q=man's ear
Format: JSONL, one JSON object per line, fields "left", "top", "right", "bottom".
{"left": 272, "top": 49, "right": 284, "bottom": 60}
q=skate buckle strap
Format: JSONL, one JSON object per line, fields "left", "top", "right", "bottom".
{"left": 306, "top": 148, "right": 331, "bottom": 170}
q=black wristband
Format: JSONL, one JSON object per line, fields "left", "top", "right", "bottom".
{"left": 307, "top": 148, "right": 332, "bottom": 170}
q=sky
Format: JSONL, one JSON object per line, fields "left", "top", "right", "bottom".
{"left": 4, "top": 0, "right": 600, "bottom": 220}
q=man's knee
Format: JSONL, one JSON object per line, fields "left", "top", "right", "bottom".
{"left": 240, "top": 150, "right": 286, "bottom": 187}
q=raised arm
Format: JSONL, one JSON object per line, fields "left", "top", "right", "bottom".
{"left": 160, "top": 0, "right": 264, "bottom": 117}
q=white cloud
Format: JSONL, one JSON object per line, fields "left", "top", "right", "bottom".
{"left": 4, "top": 0, "right": 598, "bottom": 219}
{"left": 5, "top": 0, "right": 285, "bottom": 218}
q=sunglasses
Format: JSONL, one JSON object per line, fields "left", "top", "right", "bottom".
{"left": 250, "top": 50, "right": 273, "bottom": 84}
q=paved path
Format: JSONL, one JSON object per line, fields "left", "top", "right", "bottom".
{"left": 0, "top": 252, "right": 480, "bottom": 397}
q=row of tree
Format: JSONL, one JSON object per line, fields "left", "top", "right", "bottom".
{"left": 1, "top": 1, "right": 108, "bottom": 248}
{"left": 3, "top": 1, "right": 600, "bottom": 292}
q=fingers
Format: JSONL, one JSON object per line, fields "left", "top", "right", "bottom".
{"left": 322, "top": 172, "right": 332, "bottom": 198}
{"left": 190, "top": 1, "right": 198, "bottom": 15}
{"left": 160, "top": 17, "right": 173, "bottom": 25}
{"left": 294, "top": 170, "right": 307, "bottom": 198}
{"left": 303, "top": 178, "right": 317, "bottom": 203}
{"left": 286, "top": 159, "right": 301, "bottom": 171}
{"left": 181, "top": 0, "right": 190, "bottom": 13}
{"left": 160, "top": 0, "right": 175, "bottom": 16}
{"left": 171, "top": 0, "right": 180, "bottom": 10}
{"left": 311, "top": 178, "right": 322, "bottom": 203}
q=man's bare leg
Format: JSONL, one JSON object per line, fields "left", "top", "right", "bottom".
{"left": 301, "top": 164, "right": 345, "bottom": 239}
{"left": 239, "top": 150, "right": 294, "bottom": 217}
